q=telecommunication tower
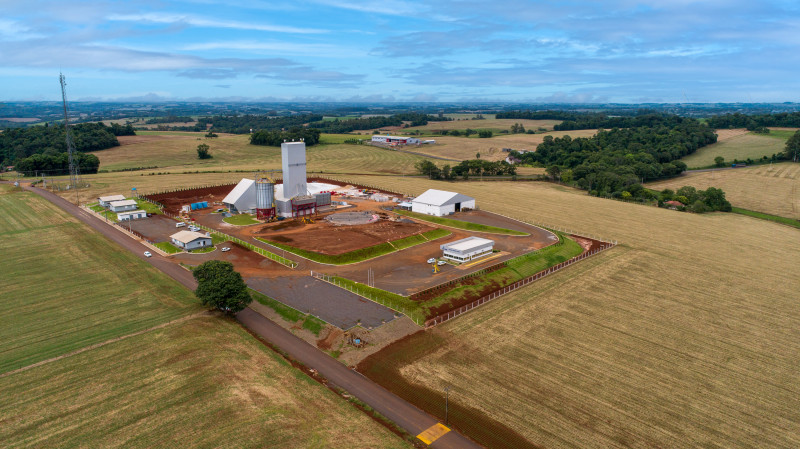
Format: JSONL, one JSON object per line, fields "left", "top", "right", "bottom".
{"left": 59, "top": 72, "right": 82, "bottom": 201}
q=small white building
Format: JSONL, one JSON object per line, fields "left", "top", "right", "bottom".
{"left": 108, "top": 199, "right": 138, "bottom": 212}
{"left": 440, "top": 237, "right": 495, "bottom": 262}
{"left": 117, "top": 210, "right": 147, "bottom": 221}
{"left": 98, "top": 194, "right": 126, "bottom": 207}
{"left": 222, "top": 178, "right": 257, "bottom": 214}
{"left": 411, "top": 189, "right": 476, "bottom": 216}
{"left": 170, "top": 230, "right": 212, "bottom": 250}
{"left": 371, "top": 135, "right": 421, "bottom": 145}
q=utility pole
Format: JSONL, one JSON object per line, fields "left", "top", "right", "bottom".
{"left": 60, "top": 72, "right": 81, "bottom": 205}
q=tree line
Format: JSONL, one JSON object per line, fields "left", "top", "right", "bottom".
{"left": 15, "top": 152, "right": 100, "bottom": 176}
{"left": 144, "top": 115, "right": 195, "bottom": 124}
{"left": 1, "top": 122, "right": 126, "bottom": 170}
{"left": 705, "top": 112, "right": 800, "bottom": 130}
{"left": 513, "top": 118, "right": 716, "bottom": 198}
{"left": 309, "top": 112, "right": 450, "bottom": 133}
{"left": 415, "top": 159, "right": 516, "bottom": 180}
{"left": 250, "top": 127, "right": 321, "bottom": 147}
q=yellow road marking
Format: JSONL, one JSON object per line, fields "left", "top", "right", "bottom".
{"left": 417, "top": 423, "right": 451, "bottom": 445}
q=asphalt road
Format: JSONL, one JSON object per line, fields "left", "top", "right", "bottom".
{"left": 22, "top": 184, "right": 483, "bottom": 449}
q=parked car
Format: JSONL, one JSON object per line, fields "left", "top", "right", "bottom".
{"left": 437, "top": 260, "right": 447, "bottom": 266}
{"left": 175, "top": 222, "right": 186, "bottom": 228}
{"left": 221, "top": 247, "right": 231, "bottom": 252}
{"left": 144, "top": 251, "right": 152, "bottom": 258}
{"left": 427, "top": 258, "right": 436, "bottom": 264}
{"left": 189, "top": 226, "right": 200, "bottom": 232}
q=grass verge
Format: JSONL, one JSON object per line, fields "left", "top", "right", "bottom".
{"left": 154, "top": 241, "right": 181, "bottom": 254}
{"left": 395, "top": 210, "right": 528, "bottom": 235}
{"left": 732, "top": 207, "right": 800, "bottom": 229}
{"left": 223, "top": 214, "right": 260, "bottom": 226}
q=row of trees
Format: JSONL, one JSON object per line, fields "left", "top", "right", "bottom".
{"left": 144, "top": 115, "right": 195, "bottom": 124}
{"left": 706, "top": 112, "right": 800, "bottom": 129}
{"left": 250, "top": 127, "right": 321, "bottom": 147}
{"left": 658, "top": 186, "right": 732, "bottom": 213}
{"left": 181, "top": 114, "right": 324, "bottom": 134}
{"left": 1, "top": 122, "right": 123, "bottom": 165}
{"left": 310, "top": 112, "right": 449, "bottom": 133}
{"left": 14, "top": 152, "right": 100, "bottom": 176}
{"left": 415, "top": 159, "right": 516, "bottom": 180}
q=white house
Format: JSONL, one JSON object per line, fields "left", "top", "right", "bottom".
{"left": 222, "top": 178, "right": 257, "bottom": 213}
{"left": 108, "top": 199, "right": 138, "bottom": 212}
{"left": 411, "top": 189, "right": 476, "bottom": 216}
{"left": 117, "top": 210, "right": 147, "bottom": 221}
{"left": 98, "top": 194, "right": 126, "bottom": 207}
{"left": 170, "top": 230, "right": 212, "bottom": 250}
{"left": 440, "top": 237, "right": 494, "bottom": 262}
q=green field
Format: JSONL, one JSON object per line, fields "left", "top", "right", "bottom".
{"left": 0, "top": 317, "right": 411, "bottom": 448}
{"left": 0, "top": 188, "right": 201, "bottom": 374}
{"left": 680, "top": 132, "right": 787, "bottom": 168}
{"left": 223, "top": 213, "right": 260, "bottom": 225}
{"left": 154, "top": 241, "right": 182, "bottom": 253}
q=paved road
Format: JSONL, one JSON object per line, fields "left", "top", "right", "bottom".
{"left": 22, "top": 184, "right": 482, "bottom": 449}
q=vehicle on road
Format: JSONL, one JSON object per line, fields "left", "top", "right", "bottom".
{"left": 175, "top": 222, "right": 186, "bottom": 228}
{"left": 221, "top": 247, "right": 231, "bottom": 252}
{"left": 437, "top": 260, "right": 447, "bottom": 266}
{"left": 144, "top": 251, "right": 152, "bottom": 257}
{"left": 427, "top": 258, "right": 436, "bottom": 264}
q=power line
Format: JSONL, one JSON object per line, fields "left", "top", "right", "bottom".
{"left": 60, "top": 72, "right": 82, "bottom": 204}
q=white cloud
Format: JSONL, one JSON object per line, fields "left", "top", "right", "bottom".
{"left": 181, "top": 40, "right": 363, "bottom": 57}
{"left": 107, "top": 13, "right": 327, "bottom": 34}
{"left": 0, "top": 19, "right": 44, "bottom": 40}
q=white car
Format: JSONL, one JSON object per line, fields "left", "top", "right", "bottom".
{"left": 221, "top": 247, "right": 231, "bottom": 252}
{"left": 144, "top": 251, "right": 152, "bottom": 258}
{"left": 427, "top": 258, "right": 436, "bottom": 264}
{"left": 175, "top": 222, "right": 186, "bottom": 228}
{"left": 437, "top": 260, "right": 447, "bottom": 266}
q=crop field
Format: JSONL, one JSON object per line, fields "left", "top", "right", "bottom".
{"left": 680, "top": 132, "right": 788, "bottom": 168}
{"left": 647, "top": 162, "right": 800, "bottom": 219}
{"left": 347, "top": 175, "right": 800, "bottom": 449}
{"left": 403, "top": 118, "right": 561, "bottom": 133}
{"left": 0, "top": 187, "right": 201, "bottom": 374}
{"left": 0, "top": 317, "right": 411, "bottom": 448}
{"left": 93, "top": 132, "right": 432, "bottom": 173}
{"left": 409, "top": 129, "right": 598, "bottom": 161}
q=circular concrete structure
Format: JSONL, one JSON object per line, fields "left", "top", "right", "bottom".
{"left": 325, "top": 211, "right": 379, "bottom": 226}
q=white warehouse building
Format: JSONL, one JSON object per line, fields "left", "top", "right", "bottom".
{"left": 411, "top": 189, "right": 475, "bottom": 217}
{"left": 98, "top": 194, "right": 126, "bottom": 207}
{"left": 108, "top": 199, "right": 138, "bottom": 213}
{"left": 170, "top": 230, "right": 212, "bottom": 250}
{"left": 440, "top": 237, "right": 494, "bottom": 262}
{"left": 117, "top": 210, "right": 147, "bottom": 221}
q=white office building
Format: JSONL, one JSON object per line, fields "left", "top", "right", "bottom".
{"left": 440, "top": 237, "right": 495, "bottom": 262}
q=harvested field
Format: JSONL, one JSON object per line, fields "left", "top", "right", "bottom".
{"left": 94, "top": 132, "right": 435, "bottom": 174}
{"left": 346, "top": 175, "right": 800, "bottom": 449}
{"left": 404, "top": 118, "right": 561, "bottom": 133}
{"left": 0, "top": 317, "right": 412, "bottom": 448}
{"left": 409, "top": 129, "right": 598, "bottom": 161}
{"left": 0, "top": 188, "right": 200, "bottom": 374}
{"left": 647, "top": 162, "right": 800, "bottom": 219}
{"left": 680, "top": 132, "right": 788, "bottom": 168}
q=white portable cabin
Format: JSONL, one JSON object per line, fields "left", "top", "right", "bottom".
{"left": 98, "top": 194, "right": 126, "bottom": 207}
{"left": 108, "top": 199, "right": 138, "bottom": 212}
{"left": 411, "top": 189, "right": 475, "bottom": 217}
{"left": 117, "top": 210, "right": 147, "bottom": 221}
{"left": 170, "top": 230, "right": 212, "bottom": 250}
{"left": 222, "top": 179, "right": 256, "bottom": 214}
{"left": 440, "top": 237, "right": 494, "bottom": 262}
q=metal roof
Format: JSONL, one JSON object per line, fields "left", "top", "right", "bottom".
{"left": 222, "top": 178, "right": 255, "bottom": 205}
{"left": 441, "top": 236, "right": 494, "bottom": 252}
{"left": 412, "top": 189, "right": 474, "bottom": 207}
{"left": 170, "top": 230, "right": 210, "bottom": 244}
{"left": 99, "top": 194, "right": 126, "bottom": 202}
{"left": 109, "top": 199, "right": 138, "bottom": 207}
{"left": 116, "top": 209, "right": 146, "bottom": 216}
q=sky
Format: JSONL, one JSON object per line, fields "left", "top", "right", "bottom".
{"left": 1, "top": 0, "right": 799, "bottom": 103}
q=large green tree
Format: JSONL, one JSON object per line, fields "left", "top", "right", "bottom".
{"left": 785, "top": 130, "right": 800, "bottom": 162}
{"left": 193, "top": 261, "right": 252, "bottom": 314}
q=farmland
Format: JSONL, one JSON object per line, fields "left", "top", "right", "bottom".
{"left": 348, "top": 175, "right": 800, "bottom": 449}
{"left": 0, "top": 317, "right": 411, "bottom": 448}
{"left": 647, "top": 162, "right": 800, "bottom": 219}
{"left": 402, "top": 118, "right": 561, "bottom": 133}
{"left": 0, "top": 187, "right": 200, "bottom": 373}
{"left": 680, "top": 132, "right": 788, "bottom": 168}
{"left": 92, "top": 132, "right": 433, "bottom": 173}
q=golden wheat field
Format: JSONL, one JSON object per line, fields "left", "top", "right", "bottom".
{"left": 0, "top": 317, "right": 411, "bottom": 449}
{"left": 347, "top": 175, "right": 800, "bottom": 449}
{"left": 647, "top": 163, "right": 800, "bottom": 219}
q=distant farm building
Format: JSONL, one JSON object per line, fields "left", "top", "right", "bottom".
{"left": 98, "top": 194, "right": 126, "bottom": 207}
{"left": 170, "top": 230, "right": 212, "bottom": 250}
{"left": 108, "top": 199, "right": 138, "bottom": 212}
{"left": 371, "top": 135, "right": 421, "bottom": 145}
{"left": 116, "top": 210, "right": 147, "bottom": 221}
{"left": 411, "top": 189, "right": 475, "bottom": 216}
{"left": 440, "top": 237, "right": 494, "bottom": 262}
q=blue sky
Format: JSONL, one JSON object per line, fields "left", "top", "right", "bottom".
{"left": 1, "top": 0, "right": 799, "bottom": 102}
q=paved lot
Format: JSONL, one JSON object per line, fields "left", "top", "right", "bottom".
{"left": 127, "top": 214, "right": 182, "bottom": 243}
{"left": 246, "top": 275, "right": 398, "bottom": 330}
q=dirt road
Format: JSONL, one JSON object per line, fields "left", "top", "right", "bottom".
{"left": 22, "top": 184, "right": 482, "bottom": 449}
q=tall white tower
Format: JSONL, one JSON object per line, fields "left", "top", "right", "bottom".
{"left": 281, "top": 141, "right": 307, "bottom": 199}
